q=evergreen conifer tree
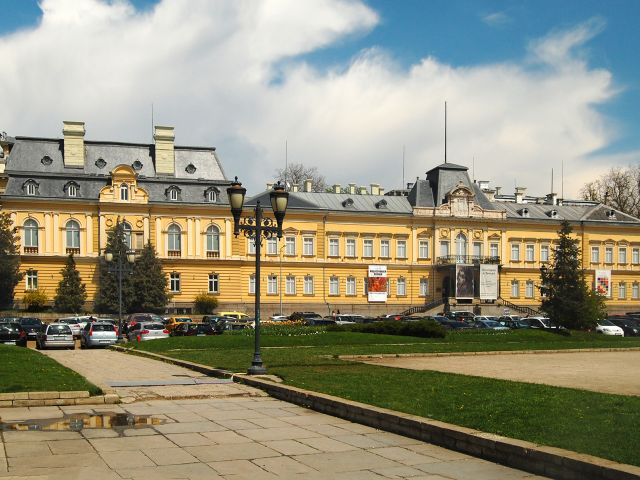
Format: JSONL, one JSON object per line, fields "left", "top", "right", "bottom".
{"left": 540, "top": 220, "right": 606, "bottom": 329}
{"left": 54, "top": 254, "right": 87, "bottom": 313}
{"left": 127, "top": 241, "right": 168, "bottom": 314}
{"left": 0, "top": 212, "right": 24, "bottom": 309}
{"left": 94, "top": 220, "right": 131, "bottom": 313}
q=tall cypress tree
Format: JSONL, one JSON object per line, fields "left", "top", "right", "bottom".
{"left": 127, "top": 241, "right": 168, "bottom": 314}
{"left": 94, "top": 220, "right": 132, "bottom": 313}
{"left": 0, "top": 212, "right": 24, "bottom": 309}
{"left": 54, "top": 254, "right": 87, "bottom": 313}
{"left": 540, "top": 220, "right": 606, "bottom": 329}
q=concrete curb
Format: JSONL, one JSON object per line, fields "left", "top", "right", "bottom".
{"left": 114, "top": 345, "right": 640, "bottom": 480}
{"left": 0, "top": 391, "right": 119, "bottom": 408}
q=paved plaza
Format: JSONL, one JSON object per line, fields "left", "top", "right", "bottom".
{"left": 0, "top": 349, "right": 548, "bottom": 479}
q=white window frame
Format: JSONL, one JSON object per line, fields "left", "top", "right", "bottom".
{"left": 247, "top": 237, "right": 256, "bottom": 255}
{"left": 26, "top": 270, "right": 38, "bottom": 290}
{"left": 540, "top": 244, "right": 550, "bottom": 263}
{"left": 510, "top": 243, "right": 520, "bottom": 262}
{"left": 511, "top": 280, "right": 519, "bottom": 298}
{"left": 169, "top": 188, "right": 179, "bottom": 201}
{"left": 249, "top": 274, "right": 256, "bottom": 294}
{"left": 632, "top": 282, "right": 639, "bottom": 300}
{"left": 346, "top": 276, "right": 356, "bottom": 296}
{"left": 525, "top": 280, "right": 534, "bottom": 298}
{"left": 328, "top": 238, "right": 339, "bottom": 257}
{"left": 489, "top": 242, "right": 499, "bottom": 258}
{"left": 207, "top": 190, "right": 218, "bottom": 202}
{"left": 267, "top": 275, "right": 278, "bottom": 295}
{"left": 418, "top": 239, "right": 429, "bottom": 259}
{"left": 266, "top": 237, "right": 278, "bottom": 256}
{"left": 525, "top": 244, "right": 535, "bottom": 262}
{"left": 67, "top": 183, "right": 78, "bottom": 197}
{"left": 605, "top": 246, "right": 613, "bottom": 264}
{"left": 633, "top": 247, "right": 640, "bottom": 265}
{"left": 397, "top": 277, "right": 406, "bottom": 296}
{"left": 208, "top": 273, "right": 219, "bottom": 293}
{"left": 23, "top": 219, "right": 39, "bottom": 248}
{"left": 167, "top": 224, "right": 181, "bottom": 253}
{"left": 619, "top": 247, "right": 627, "bottom": 264}
{"left": 619, "top": 282, "right": 626, "bottom": 300}
{"left": 120, "top": 183, "right": 129, "bottom": 201}
{"left": 285, "top": 236, "right": 296, "bottom": 256}
{"left": 304, "top": 275, "right": 314, "bottom": 295}
{"left": 419, "top": 278, "right": 428, "bottom": 297}
{"left": 380, "top": 239, "right": 390, "bottom": 258}
{"left": 473, "top": 242, "right": 482, "bottom": 259}
{"left": 396, "top": 239, "right": 407, "bottom": 259}
{"left": 363, "top": 238, "right": 373, "bottom": 258}
{"left": 285, "top": 275, "right": 296, "bottom": 295}
{"left": 26, "top": 182, "right": 37, "bottom": 196}
{"left": 329, "top": 276, "right": 339, "bottom": 296}
{"left": 345, "top": 238, "right": 356, "bottom": 258}
{"left": 170, "top": 273, "right": 180, "bottom": 292}
{"left": 440, "top": 240, "right": 450, "bottom": 257}
{"left": 591, "top": 246, "right": 600, "bottom": 263}
{"left": 206, "top": 225, "right": 220, "bottom": 255}
{"left": 66, "top": 220, "right": 80, "bottom": 249}
{"left": 303, "top": 237, "right": 314, "bottom": 256}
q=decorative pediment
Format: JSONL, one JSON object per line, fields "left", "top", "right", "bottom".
{"left": 99, "top": 165, "right": 148, "bottom": 204}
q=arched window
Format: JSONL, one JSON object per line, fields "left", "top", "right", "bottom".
{"left": 206, "top": 188, "right": 219, "bottom": 203}
{"left": 120, "top": 183, "right": 129, "bottom": 201}
{"left": 66, "top": 220, "right": 80, "bottom": 252}
{"left": 23, "top": 219, "right": 39, "bottom": 252}
{"left": 122, "top": 222, "right": 132, "bottom": 249}
{"left": 167, "top": 224, "right": 181, "bottom": 256}
{"left": 455, "top": 233, "right": 467, "bottom": 263}
{"left": 205, "top": 225, "right": 220, "bottom": 257}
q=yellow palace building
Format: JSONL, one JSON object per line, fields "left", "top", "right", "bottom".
{"left": 1, "top": 121, "right": 639, "bottom": 316}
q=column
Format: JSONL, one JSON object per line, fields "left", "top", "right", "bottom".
{"left": 85, "top": 214, "right": 93, "bottom": 254}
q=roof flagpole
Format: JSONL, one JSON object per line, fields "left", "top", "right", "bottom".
{"left": 444, "top": 101, "right": 447, "bottom": 164}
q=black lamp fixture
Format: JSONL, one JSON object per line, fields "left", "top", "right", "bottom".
{"left": 226, "top": 177, "right": 289, "bottom": 374}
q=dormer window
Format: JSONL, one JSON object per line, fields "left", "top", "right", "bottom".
{"left": 205, "top": 187, "right": 219, "bottom": 203}
{"left": 65, "top": 181, "right": 80, "bottom": 198}
{"left": 185, "top": 163, "right": 197, "bottom": 174}
{"left": 548, "top": 209, "right": 558, "bottom": 219}
{"left": 95, "top": 158, "right": 107, "bottom": 169}
{"left": 41, "top": 155, "right": 53, "bottom": 166}
{"left": 606, "top": 209, "right": 616, "bottom": 220}
{"left": 519, "top": 208, "right": 529, "bottom": 218}
{"left": 23, "top": 180, "right": 39, "bottom": 196}
{"left": 375, "top": 199, "right": 388, "bottom": 209}
{"left": 342, "top": 198, "right": 354, "bottom": 208}
{"left": 166, "top": 186, "right": 181, "bottom": 201}
{"left": 120, "top": 183, "right": 129, "bottom": 201}
{"left": 132, "top": 160, "right": 143, "bottom": 171}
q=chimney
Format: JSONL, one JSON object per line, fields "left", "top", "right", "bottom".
{"left": 484, "top": 189, "right": 496, "bottom": 202}
{"left": 515, "top": 187, "right": 526, "bottom": 204}
{"left": 370, "top": 183, "right": 380, "bottom": 195}
{"left": 379, "top": 187, "right": 385, "bottom": 195}
{"left": 349, "top": 183, "right": 356, "bottom": 195}
{"left": 359, "top": 186, "right": 368, "bottom": 195}
{"left": 62, "top": 121, "right": 85, "bottom": 168}
{"left": 304, "top": 178, "right": 313, "bottom": 192}
{"left": 333, "top": 184, "right": 341, "bottom": 194}
{"left": 154, "top": 126, "right": 175, "bottom": 175}
{"left": 478, "top": 180, "right": 490, "bottom": 191}
{"left": 546, "top": 192, "right": 558, "bottom": 205}
{"left": 266, "top": 182, "right": 273, "bottom": 190}
{"left": 495, "top": 186, "right": 502, "bottom": 196}
{"left": 292, "top": 184, "right": 299, "bottom": 192}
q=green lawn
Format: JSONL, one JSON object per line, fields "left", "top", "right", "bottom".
{"left": 129, "top": 327, "right": 640, "bottom": 466}
{"left": 0, "top": 345, "right": 102, "bottom": 395}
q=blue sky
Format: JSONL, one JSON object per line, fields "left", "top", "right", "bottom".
{"left": 2, "top": 0, "right": 639, "bottom": 195}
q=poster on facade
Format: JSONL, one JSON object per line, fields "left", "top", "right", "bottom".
{"left": 455, "top": 264, "right": 475, "bottom": 299}
{"left": 367, "top": 265, "right": 388, "bottom": 302}
{"left": 479, "top": 264, "right": 499, "bottom": 300}
{"left": 594, "top": 270, "right": 611, "bottom": 297}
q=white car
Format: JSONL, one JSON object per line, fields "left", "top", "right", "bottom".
{"left": 595, "top": 320, "right": 624, "bottom": 336}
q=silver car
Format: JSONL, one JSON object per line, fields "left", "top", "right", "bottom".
{"left": 80, "top": 321, "right": 118, "bottom": 348}
{"left": 127, "top": 322, "right": 169, "bottom": 342}
{"left": 56, "top": 317, "right": 83, "bottom": 338}
{"left": 36, "top": 323, "right": 75, "bottom": 349}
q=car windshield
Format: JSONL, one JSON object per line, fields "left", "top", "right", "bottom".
{"left": 59, "top": 319, "right": 79, "bottom": 325}
{"left": 48, "top": 324, "right": 72, "bottom": 334}
{"left": 19, "top": 318, "right": 41, "bottom": 325}
{"left": 143, "top": 323, "right": 164, "bottom": 330}
{"left": 174, "top": 318, "right": 191, "bottom": 323}
{"left": 484, "top": 320, "right": 501, "bottom": 327}
{"left": 599, "top": 319, "right": 615, "bottom": 326}
{"left": 92, "top": 324, "right": 115, "bottom": 332}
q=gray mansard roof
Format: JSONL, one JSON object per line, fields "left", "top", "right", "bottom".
{"left": 3, "top": 136, "right": 230, "bottom": 204}
{"left": 500, "top": 201, "right": 640, "bottom": 225}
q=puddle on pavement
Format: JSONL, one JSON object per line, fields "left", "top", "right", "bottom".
{"left": 0, "top": 412, "right": 166, "bottom": 433}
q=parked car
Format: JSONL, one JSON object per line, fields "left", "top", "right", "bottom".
{"left": 171, "top": 323, "right": 219, "bottom": 336}
{"left": 607, "top": 317, "right": 640, "bottom": 337}
{"left": 434, "top": 318, "right": 473, "bottom": 330}
{"left": 0, "top": 322, "right": 27, "bottom": 347}
{"left": 36, "top": 323, "right": 75, "bottom": 349}
{"left": 16, "top": 317, "right": 43, "bottom": 340}
{"left": 56, "top": 317, "right": 84, "bottom": 338}
{"left": 80, "top": 321, "right": 118, "bottom": 348}
{"left": 125, "top": 313, "right": 166, "bottom": 333}
{"left": 269, "top": 315, "right": 289, "bottom": 321}
{"left": 202, "top": 315, "right": 230, "bottom": 333}
{"left": 444, "top": 311, "right": 475, "bottom": 323}
{"left": 215, "top": 311, "right": 250, "bottom": 320}
{"left": 165, "top": 316, "right": 193, "bottom": 333}
{"left": 472, "top": 318, "right": 510, "bottom": 330}
{"left": 127, "top": 322, "right": 169, "bottom": 341}
{"left": 595, "top": 320, "right": 624, "bottom": 336}
{"left": 334, "top": 315, "right": 356, "bottom": 325}
{"left": 289, "top": 312, "right": 322, "bottom": 324}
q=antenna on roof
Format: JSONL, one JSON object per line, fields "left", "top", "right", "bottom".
{"left": 444, "top": 101, "right": 447, "bottom": 164}
{"left": 472, "top": 156, "right": 475, "bottom": 182}
{"left": 151, "top": 103, "right": 154, "bottom": 141}
{"left": 402, "top": 145, "right": 405, "bottom": 189}
{"left": 551, "top": 168, "right": 554, "bottom": 194}
{"left": 284, "top": 139, "right": 288, "bottom": 191}
{"left": 561, "top": 159, "right": 564, "bottom": 199}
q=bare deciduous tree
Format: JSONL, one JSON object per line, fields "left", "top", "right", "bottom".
{"left": 580, "top": 165, "right": 640, "bottom": 218}
{"left": 275, "top": 163, "right": 327, "bottom": 192}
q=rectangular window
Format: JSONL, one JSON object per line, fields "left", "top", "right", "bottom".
{"left": 418, "top": 240, "right": 429, "bottom": 259}
{"left": 605, "top": 246, "right": 613, "bottom": 263}
{"left": 266, "top": 237, "right": 278, "bottom": 255}
{"left": 525, "top": 244, "right": 535, "bottom": 262}
{"left": 346, "top": 277, "right": 356, "bottom": 296}
{"left": 632, "top": 283, "right": 639, "bottom": 300}
{"left": 363, "top": 238, "right": 373, "bottom": 257}
{"left": 285, "top": 275, "right": 296, "bottom": 295}
{"left": 396, "top": 240, "right": 407, "bottom": 259}
{"left": 345, "top": 238, "right": 356, "bottom": 257}
{"left": 329, "top": 276, "right": 339, "bottom": 295}
{"left": 633, "top": 248, "right": 640, "bottom": 264}
{"left": 619, "top": 283, "right": 627, "bottom": 300}
{"left": 304, "top": 276, "right": 314, "bottom": 295}
{"left": 208, "top": 274, "right": 219, "bottom": 294}
{"left": 419, "top": 278, "right": 428, "bottom": 297}
{"left": 285, "top": 236, "right": 296, "bottom": 256}
{"left": 249, "top": 275, "right": 255, "bottom": 294}
{"left": 591, "top": 246, "right": 600, "bottom": 263}
{"left": 248, "top": 238, "right": 256, "bottom": 255}
{"left": 525, "top": 280, "right": 534, "bottom": 298}
{"left": 540, "top": 244, "right": 550, "bottom": 263}
{"left": 397, "top": 278, "right": 406, "bottom": 296}
{"left": 267, "top": 275, "right": 278, "bottom": 295}
{"left": 510, "top": 244, "right": 520, "bottom": 261}
{"left": 170, "top": 273, "right": 180, "bottom": 293}
{"left": 380, "top": 239, "right": 390, "bottom": 258}
{"left": 328, "top": 238, "right": 339, "bottom": 257}
{"left": 489, "top": 242, "right": 499, "bottom": 258}
{"left": 511, "top": 280, "right": 519, "bottom": 298}
{"left": 619, "top": 247, "right": 627, "bottom": 264}
{"left": 303, "top": 237, "right": 314, "bottom": 256}
{"left": 26, "top": 271, "right": 38, "bottom": 290}
{"left": 440, "top": 240, "right": 450, "bottom": 257}
{"left": 473, "top": 242, "right": 482, "bottom": 259}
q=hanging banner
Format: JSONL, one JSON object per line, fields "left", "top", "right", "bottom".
{"left": 594, "top": 270, "right": 611, "bottom": 297}
{"left": 479, "top": 264, "right": 499, "bottom": 300}
{"left": 367, "top": 265, "right": 388, "bottom": 302}
{"left": 455, "top": 264, "right": 475, "bottom": 299}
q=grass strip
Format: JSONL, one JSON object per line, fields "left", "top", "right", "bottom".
{"left": 0, "top": 346, "right": 102, "bottom": 395}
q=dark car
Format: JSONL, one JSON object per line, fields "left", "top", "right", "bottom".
{"left": 289, "top": 312, "right": 322, "bottom": 325}
{"left": 444, "top": 311, "right": 475, "bottom": 323}
{"left": 0, "top": 322, "right": 27, "bottom": 347}
{"left": 608, "top": 316, "right": 640, "bottom": 337}
{"left": 16, "top": 317, "right": 43, "bottom": 340}
{"left": 202, "top": 315, "right": 229, "bottom": 334}
{"left": 433, "top": 317, "right": 473, "bottom": 330}
{"left": 172, "top": 323, "right": 218, "bottom": 337}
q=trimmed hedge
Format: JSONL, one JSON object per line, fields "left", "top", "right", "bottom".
{"left": 328, "top": 319, "right": 446, "bottom": 338}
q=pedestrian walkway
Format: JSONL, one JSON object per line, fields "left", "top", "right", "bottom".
{"left": 0, "top": 349, "right": 548, "bottom": 479}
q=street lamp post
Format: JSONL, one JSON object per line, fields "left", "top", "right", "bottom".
{"left": 104, "top": 222, "right": 135, "bottom": 342}
{"left": 227, "top": 178, "right": 289, "bottom": 375}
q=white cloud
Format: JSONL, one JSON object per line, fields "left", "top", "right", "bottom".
{"left": 481, "top": 11, "right": 511, "bottom": 27}
{"left": 0, "top": 1, "right": 629, "bottom": 198}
